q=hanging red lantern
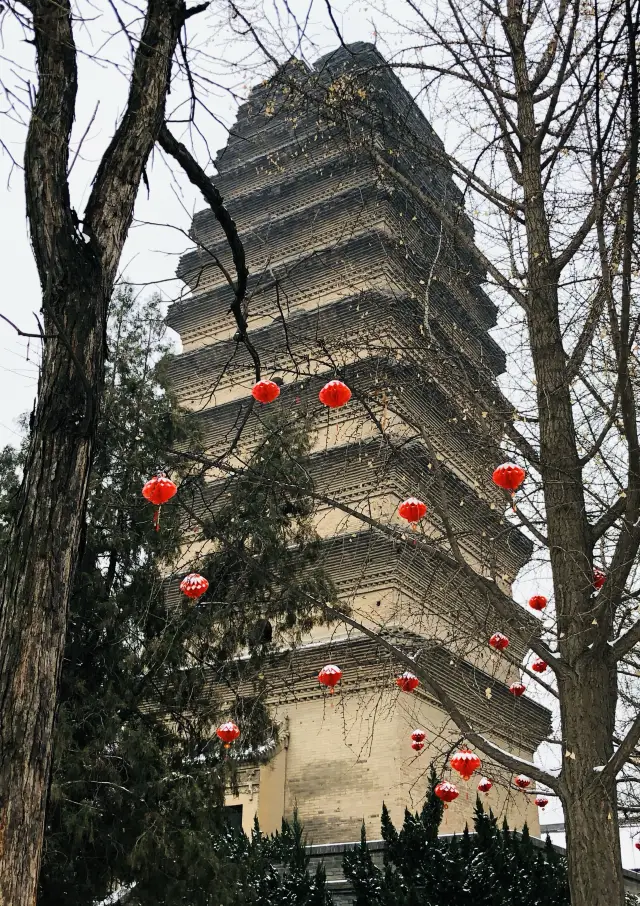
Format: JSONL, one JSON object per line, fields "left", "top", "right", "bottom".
{"left": 251, "top": 379, "right": 280, "bottom": 404}
{"left": 179, "top": 573, "right": 209, "bottom": 599}
{"left": 396, "top": 671, "right": 420, "bottom": 693}
{"left": 593, "top": 567, "right": 607, "bottom": 590}
{"left": 319, "top": 379, "right": 352, "bottom": 409}
{"left": 528, "top": 594, "right": 547, "bottom": 611}
{"left": 489, "top": 632, "right": 509, "bottom": 651}
{"left": 531, "top": 658, "right": 548, "bottom": 673}
{"left": 398, "top": 498, "right": 427, "bottom": 524}
{"left": 434, "top": 781, "right": 459, "bottom": 806}
{"left": 216, "top": 721, "right": 240, "bottom": 749}
{"left": 411, "top": 740, "right": 425, "bottom": 752}
{"left": 411, "top": 729, "right": 426, "bottom": 744}
{"left": 450, "top": 748, "right": 482, "bottom": 782}
{"left": 534, "top": 796, "right": 549, "bottom": 808}
{"left": 142, "top": 472, "right": 177, "bottom": 531}
{"left": 635, "top": 841, "right": 640, "bottom": 852}
{"left": 318, "top": 664, "right": 342, "bottom": 694}
{"left": 492, "top": 463, "right": 526, "bottom": 493}
{"left": 143, "top": 472, "right": 177, "bottom": 505}
{"left": 509, "top": 682, "right": 526, "bottom": 697}
{"left": 514, "top": 774, "right": 531, "bottom": 789}
{"left": 478, "top": 777, "right": 493, "bottom": 794}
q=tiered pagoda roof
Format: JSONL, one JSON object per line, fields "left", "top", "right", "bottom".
{"left": 169, "top": 42, "right": 549, "bottom": 773}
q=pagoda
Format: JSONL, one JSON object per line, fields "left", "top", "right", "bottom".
{"left": 167, "top": 43, "right": 550, "bottom": 844}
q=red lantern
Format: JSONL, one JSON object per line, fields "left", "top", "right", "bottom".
{"left": 534, "top": 796, "right": 549, "bottom": 808}
{"left": 318, "top": 664, "right": 342, "bottom": 694}
{"left": 514, "top": 774, "right": 531, "bottom": 789}
{"left": 396, "top": 671, "right": 419, "bottom": 693}
{"left": 251, "top": 379, "right": 280, "bottom": 404}
{"left": 319, "top": 380, "right": 351, "bottom": 409}
{"left": 411, "top": 729, "right": 426, "bottom": 744}
{"left": 216, "top": 721, "right": 240, "bottom": 749}
{"left": 143, "top": 472, "right": 177, "bottom": 505}
{"left": 450, "top": 748, "right": 482, "bottom": 782}
{"left": 492, "top": 463, "right": 526, "bottom": 493}
{"left": 531, "top": 658, "right": 548, "bottom": 673}
{"left": 142, "top": 472, "right": 177, "bottom": 531}
{"left": 398, "top": 498, "right": 427, "bottom": 524}
{"left": 528, "top": 595, "right": 547, "bottom": 611}
{"left": 478, "top": 777, "right": 493, "bottom": 794}
{"left": 411, "top": 740, "right": 425, "bottom": 752}
{"left": 509, "top": 682, "right": 526, "bottom": 697}
{"left": 489, "top": 632, "right": 509, "bottom": 652}
{"left": 593, "top": 567, "right": 607, "bottom": 590}
{"left": 180, "top": 573, "right": 209, "bottom": 599}
{"left": 635, "top": 841, "right": 640, "bottom": 852}
{"left": 435, "top": 781, "right": 459, "bottom": 805}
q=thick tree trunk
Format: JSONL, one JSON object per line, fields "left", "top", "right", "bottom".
{"left": 0, "top": 0, "right": 185, "bottom": 901}
{"left": 0, "top": 268, "right": 106, "bottom": 905}
{"left": 559, "top": 658, "right": 624, "bottom": 906}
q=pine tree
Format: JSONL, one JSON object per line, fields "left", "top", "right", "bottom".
{"left": 0, "top": 287, "right": 335, "bottom": 906}
{"left": 343, "top": 824, "right": 383, "bottom": 905}
{"left": 345, "top": 779, "right": 574, "bottom": 906}
{"left": 257, "top": 811, "right": 334, "bottom": 905}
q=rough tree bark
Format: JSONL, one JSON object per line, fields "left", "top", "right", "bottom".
{"left": 0, "top": 0, "right": 189, "bottom": 902}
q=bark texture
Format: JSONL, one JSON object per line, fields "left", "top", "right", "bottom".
{"left": 0, "top": 1, "right": 185, "bottom": 902}
{"left": 559, "top": 662, "right": 623, "bottom": 906}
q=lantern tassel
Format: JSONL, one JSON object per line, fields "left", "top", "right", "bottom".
{"left": 154, "top": 506, "right": 161, "bottom": 531}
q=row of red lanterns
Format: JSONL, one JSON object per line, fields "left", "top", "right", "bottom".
{"left": 318, "top": 665, "right": 422, "bottom": 695}
{"left": 141, "top": 468, "right": 606, "bottom": 597}
{"left": 252, "top": 378, "right": 352, "bottom": 408}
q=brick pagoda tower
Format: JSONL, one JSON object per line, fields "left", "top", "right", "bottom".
{"left": 167, "top": 43, "right": 550, "bottom": 844}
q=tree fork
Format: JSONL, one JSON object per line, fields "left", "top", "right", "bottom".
{"left": 0, "top": 0, "right": 187, "bottom": 901}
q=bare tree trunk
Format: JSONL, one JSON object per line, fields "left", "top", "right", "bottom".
{"left": 0, "top": 270, "right": 105, "bottom": 905}
{"left": 0, "top": 0, "right": 186, "bottom": 900}
{"left": 559, "top": 660, "right": 624, "bottom": 906}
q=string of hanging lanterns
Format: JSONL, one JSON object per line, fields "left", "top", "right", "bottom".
{"left": 150, "top": 456, "right": 558, "bottom": 799}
